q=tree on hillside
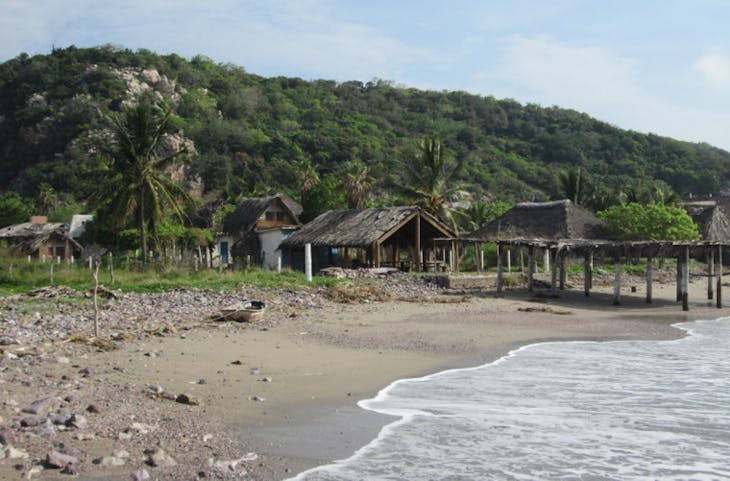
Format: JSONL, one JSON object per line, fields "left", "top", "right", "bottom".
{"left": 0, "top": 192, "right": 34, "bottom": 227}
{"left": 339, "top": 160, "right": 372, "bottom": 209}
{"left": 88, "top": 102, "right": 191, "bottom": 263}
{"left": 397, "top": 138, "right": 465, "bottom": 230}
{"left": 597, "top": 203, "right": 700, "bottom": 241}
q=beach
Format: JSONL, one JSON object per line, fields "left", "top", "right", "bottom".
{"left": 0, "top": 272, "right": 726, "bottom": 480}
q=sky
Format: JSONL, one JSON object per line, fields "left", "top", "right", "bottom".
{"left": 2, "top": 0, "right": 730, "bottom": 150}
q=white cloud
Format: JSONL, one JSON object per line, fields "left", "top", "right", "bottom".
{"left": 693, "top": 50, "right": 730, "bottom": 89}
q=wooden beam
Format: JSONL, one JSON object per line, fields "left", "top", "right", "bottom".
{"left": 708, "top": 249, "right": 714, "bottom": 300}
{"left": 506, "top": 248, "right": 512, "bottom": 273}
{"left": 584, "top": 253, "right": 591, "bottom": 297}
{"left": 676, "top": 257, "right": 682, "bottom": 302}
{"left": 559, "top": 252, "right": 566, "bottom": 291}
{"left": 527, "top": 245, "right": 535, "bottom": 292}
{"left": 613, "top": 260, "right": 621, "bottom": 305}
{"left": 374, "top": 241, "right": 381, "bottom": 267}
{"left": 551, "top": 249, "right": 558, "bottom": 295}
{"left": 682, "top": 246, "right": 689, "bottom": 311}
{"left": 717, "top": 245, "right": 723, "bottom": 309}
{"left": 646, "top": 257, "right": 653, "bottom": 303}
{"left": 415, "top": 214, "right": 421, "bottom": 272}
{"left": 496, "top": 244, "right": 504, "bottom": 294}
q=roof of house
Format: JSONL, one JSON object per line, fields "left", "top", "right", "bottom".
{"left": 280, "top": 206, "right": 455, "bottom": 248}
{"left": 222, "top": 194, "right": 302, "bottom": 236}
{"left": 467, "top": 200, "right": 612, "bottom": 241}
{"left": 681, "top": 201, "right": 730, "bottom": 242}
{"left": 0, "top": 221, "right": 82, "bottom": 254}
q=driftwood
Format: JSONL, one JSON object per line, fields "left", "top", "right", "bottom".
{"left": 517, "top": 306, "right": 572, "bottom": 315}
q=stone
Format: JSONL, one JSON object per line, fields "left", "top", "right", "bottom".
{"left": 86, "top": 404, "right": 100, "bottom": 414}
{"left": 249, "top": 395, "right": 265, "bottom": 402}
{"left": 20, "top": 417, "right": 41, "bottom": 427}
{"left": 61, "top": 463, "right": 80, "bottom": 475}
{"left": 175, "top": 393, "right": 200, "bottom": 406}
{"left": 0, "top": 427, "right": 16, "bottom": 446}
{"left": 74, "top": 432, "right": 95, "bottom": 441}
{"left": 128, "top": 422, "right": 156, "bottom": 434}
{"left": 66, "top": 413, "right": 88, "bottom": 430}
{"left": 55, "top": 356, "right": 70, "bottom": 364}
{"left": 78, "top": 367, "right": 93, "bottom": 377}
{"left": 95, "top": 455, "right": 126, "bottom": 467}
{"left": 130, "top": 469, "right": 151, "bottom": 481}
{"left": 22, "top": 396, "right": 62, "bottom": 416}
{"left": 145, "top": 447, "right": 177, "bottom": 467}
{"left": 3, "top": 445, "right": 29, "bottom": 459}
{"left": 209, "top": 453, "right": 257, "bottom": 475}
{"left": 45, "top": 450, "right": 78, "bottom": 469}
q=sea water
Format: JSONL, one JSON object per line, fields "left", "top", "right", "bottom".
{"left": 289, "top": 317, "right": 730, "bottom": 480}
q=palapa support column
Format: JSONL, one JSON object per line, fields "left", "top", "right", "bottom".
{"left": 507, "top": 248, "right": 512, "bottom": 273}
{"left": 708, "top": 249, "right": 715, "bottom": 300}
{"left": 613, "top": 260, "right": 622, "bottom": 305}
{"left": 716, "top": 245, "right": 723, "bottom": 309}
{"left": 588, "top": 252, "right": 594, "bottom": 289}
{"left": 476, "top": 242, "right": 482, "bottom": 272}
{"left": 496, "top": 244, "right": 504, "bottom": 294}
{"left": 676, "top": 257, "right": 682, "bottom": 302}
{"left": 544, "top": 249, "right": 550, "bottom": 274}
{"left": 559, "top": 252, "right": 566, "bottom": 291}
{"left": 527, "top": 245, "right": 535, "bottom": 292}
{"left": 374, "top": 241, "right": 381, "bottom": 268}
{"left": 551, "top": 249, "right": 558, "bottom": 295}
{"left": 682, "top": 246, "right": 690, "bottom": 311}
{"left": 584, "top": 253, "right": 591, "bottom": 297}
{"left": 646, "top": 257, "right": 653, "bottom": 303}
{"left": 415, "top": 214, "right": 422, "bottom": 272}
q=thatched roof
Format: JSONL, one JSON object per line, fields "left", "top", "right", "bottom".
{"left": 222, "top": 194, "right": 301, "bottom": 235}
{"left": 681, "top": 201, "right": 730, "bottom": 242}
{"left": 280, "top": 206, "right": 455, "bottom": 248}
{"left": 467, "top": 200, "right": 611, "bottom": 241}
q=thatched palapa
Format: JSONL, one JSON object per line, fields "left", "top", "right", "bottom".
{"left": 0, "top": 219, "right": 81, "bottom": 259}
{"left": 680, "top": 201, "right": 730, "bottom": 242}
{"left": 467, "top": 200, "right": 611, "bottom": 241}
{"left": 281, "top": 206, "right": 456, "bottom": 271}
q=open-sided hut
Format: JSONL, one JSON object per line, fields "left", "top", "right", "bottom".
{"left": 280, "top": 206, "right": 456, "bottom": 272}
{"left": 468, "top": 199, "right": 611, "bottom": 241}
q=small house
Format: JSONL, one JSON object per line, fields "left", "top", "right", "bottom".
{"left": 218, "top": 194, "right": 302, "bottom": 269}
{"left": 0, "top": 216, "right": 83, "bottom": 261}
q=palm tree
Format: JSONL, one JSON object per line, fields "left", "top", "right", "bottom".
{"left": 398, "top": 138, "right": 465, "bottom": 230}
{"left": 340, "top": 160, "right": 372, "bottom": 209}
{"left": 557, "top": 167, "right": 586, "bottom": 204}
{"left": 89, "top": 102, "right": 191, "bottom": 264}
{"left": 293, "top": 158, "right": 320, "bottom": 199}
{"left": 36, "top": 183, "right": 58, "bottom": 216}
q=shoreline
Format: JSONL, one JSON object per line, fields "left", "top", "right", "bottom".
{"left": 239, "top": 282, "right": 717, "bottom": 480}
{"left": 1, "top": 275, "right": 727, "bottom": 481}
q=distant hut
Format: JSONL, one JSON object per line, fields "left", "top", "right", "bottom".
{"left": 280, "top": 206, "right": 456, "bottom": 272}
{"left": 0, "top": 216, "right": 82, "bottom": 261}
{"left": 468, "top": 200, "right": 611, "bottom": 241}
{"left": 680, "top": 201, "right": 730, "bottom": 242}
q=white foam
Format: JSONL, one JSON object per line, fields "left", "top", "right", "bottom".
{"left": 288, "top": 317, "right": 730, "bottom": 481}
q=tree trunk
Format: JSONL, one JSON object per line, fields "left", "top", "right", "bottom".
{"left": 138, "top": 191, "right": 148, "bottom": 267}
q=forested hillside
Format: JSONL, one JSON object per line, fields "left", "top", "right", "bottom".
{"left": 1, "top": 45, "right": 729, "bottom": 218}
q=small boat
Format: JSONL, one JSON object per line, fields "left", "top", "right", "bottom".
{"left": 219, "top": 300, "right": 267, "bottom": 323}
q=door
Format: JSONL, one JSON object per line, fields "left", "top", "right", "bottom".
{"left": 220, "top": 241, "right": 229, "bottom": 265}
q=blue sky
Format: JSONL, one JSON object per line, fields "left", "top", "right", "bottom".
{"left": 2, "top": 0, "right": 730, "bottom": 150}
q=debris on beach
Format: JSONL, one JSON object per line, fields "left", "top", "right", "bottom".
{"left": 517, "top": 306, "right": 573, "bottom": 315}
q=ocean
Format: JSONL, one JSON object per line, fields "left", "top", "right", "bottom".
{"left": 288, "top": 317, "right": 730, "bottom": 481}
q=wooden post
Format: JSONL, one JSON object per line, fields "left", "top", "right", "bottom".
{"left": 543, "top": 249, "right": 550, "bottom": 274}
{"left": 480, "top": 248, "right": 485, "bottom": 272}
{"left": 415, "top": 215, "right": 421, "bottom": 272}
{"left": 551, "top": 249, "right": 558, "bottom": 295}
{"left": 475, "top": 242, "right": 482, "bottom": 272}
{"left": 676, "top": 257, "right": 682, "bottom": 302}
{"left": 584, "top": 253, "right": 591, "bottom": 297}
{"left": 277, "top": 253, "right": 282, "bottom": 272}
{"left": 716, "top": 245, "right": 723, "bottom": 309}
{"left": 613, "top": 260, "right": 621, "bottom": 305}
{"left": 646, "top": 257, "right": 653, "bottom": 303}
{"left": 496, "top": 244, "right": 504, "bottom": 294}
{"left": 682, "top": 247, "right": 689, "bottom": 311}
{"left": 506, "top": 248, "right": 512, "bottom": 273}
{"left": 708, "top": 249, "right": 715, "bottom": 300}
{"left": 559, "top": 253, "right": 566, "bottom": 291}
{"left": 527, "top": 245, "right": 535, "bottom": 292}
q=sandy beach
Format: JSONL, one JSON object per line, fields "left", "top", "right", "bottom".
{"left": 1, "top": 271, "right": 727, "bottom": 480}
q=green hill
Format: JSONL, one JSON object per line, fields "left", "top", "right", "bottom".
{"left": 1, "top": 45, "right": 729, "bottom": 213}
